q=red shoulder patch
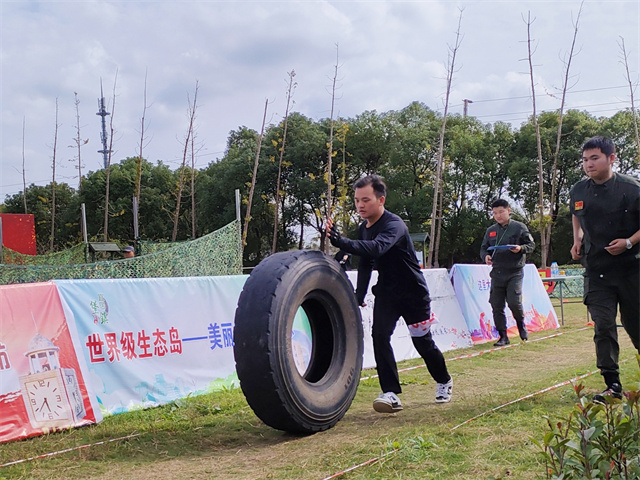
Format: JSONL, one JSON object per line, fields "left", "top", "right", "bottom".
{"left": 574, "top": 201, "right": 583, "bottom": 211}
{"left": 489, "top": 231, "right": 497, "bottom": 237}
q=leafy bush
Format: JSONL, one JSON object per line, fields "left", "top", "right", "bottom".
{"left": 535, "top": 384, "right": 640, "bottom": 479}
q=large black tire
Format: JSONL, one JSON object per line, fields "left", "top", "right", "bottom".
{"left": 233, "top": 250, "right": 363, "bottom": 434}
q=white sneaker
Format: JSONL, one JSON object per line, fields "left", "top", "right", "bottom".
{"left": 435, "top": 378, "right": 453, "bottom": 404}
{"left": 372, "top": 392, "right": 403, "bottom": 413}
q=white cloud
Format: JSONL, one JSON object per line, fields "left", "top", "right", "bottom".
{"left": 1, "top": 0, "right": 638, "bottom": 197}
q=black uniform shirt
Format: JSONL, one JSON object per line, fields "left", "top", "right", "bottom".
{"left": 570, "top": 172, "right": 640, "bottom": 274}
{"left": 479, "top": 219, "right": 535, "bottom": 272}
{"left": 331, "top": 210, "right": 427, "bottom": 304}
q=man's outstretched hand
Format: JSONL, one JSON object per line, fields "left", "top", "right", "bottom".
{"left": 326, "top": 218, "right": 341, "bottom": 245}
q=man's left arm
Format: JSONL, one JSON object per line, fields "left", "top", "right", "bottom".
{"left": 329, "top": 218, "right": 403, "bottom": 259}
{"left": 605, "top": 183, "right": 640, "bottom": 255}
{"left": 605, "top": 229, "right": 640, "bottom": 255}
{"left": 514, "top": 224, "right": 535, "bottom": 254}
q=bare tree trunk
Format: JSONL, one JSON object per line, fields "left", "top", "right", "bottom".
{"left": 103, "top": 73, "right": 118, "bottom": 242}
{"left": 272, "top": 70, "right": 296, "bottom": 254}
{"left": 298, "top": 206, "right": 304, "bottom": 250}
{"left": 71, "top": 92, "right": 88, "bottom": 192}
{"left": 172, "top": 81, "right": 199, "bottom": 242}
{"left": 190, "top": 127, "right": 197, "bottom": 239}
{"left": 324, "top": 44, "right": 340, "bottom": 254}
{"left": 434, "top": 180, "right": 445, "bottom": 267}
{"left": 243, "top": 98, "right": 269, "bottom": 248}
{"left": 189, "top": 115, "right": 203, "bottom": 240}
{"left": 546, "top": 2, "right": 583, "bottom": 265}
{"left": 136, "top": 69, "right": 149, "bottom": 230}
{"left": 22, "top": 117, "right": 27, "bottom": 214}
{"left": 525, "top": 12, "right": 548, "bottom": 268}
{"left": 619, "top": 36, "right": 640, "bottom": 167}
{"left": 337, "top": 122, "right": 350, "bottom": 230}
{"left": 50, "top": 98, "right": 59, "bottom": 252}
{"left": 427, "top": 8, "right": 463, "bottom": 268}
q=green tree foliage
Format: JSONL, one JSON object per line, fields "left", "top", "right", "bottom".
{"left": 3, "top": 183, "right": 77, "bottom": 253}
{"left": 511, "top": 109, "right": 599, "bottom": 214}
{"left": 79, "top": 157, "right": 179, "bottom": 242}
{"left": 382, "top": 102, "right": 440, "bottom": 231}
{"left": 600, "top": 110, "right": 640, "bottom": 174}
{"left": 2, "top": 105, "right": 636, "bottom": 267}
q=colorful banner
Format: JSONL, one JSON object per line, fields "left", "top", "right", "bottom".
{"left": 347, "top": 268, "right": 473, "bottom": 368}
{"left": 2, "top": 267, "right": 476, "bottom": 443}
{"left": 0, "top": 282, "right": 102, "bottom": 443}
{"left": 55, "top": 276, "right": 247, "bottom": 416}
{"left": 449, "top": 264, "right": 559, "bottom": 344}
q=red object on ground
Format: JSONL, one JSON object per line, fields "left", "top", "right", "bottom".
{"left": 0, "top": 214, "right": 37, "bottom": 255}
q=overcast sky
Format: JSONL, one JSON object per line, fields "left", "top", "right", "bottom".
{"left": 1, "top": 0, "right": 638, "bottom": 199}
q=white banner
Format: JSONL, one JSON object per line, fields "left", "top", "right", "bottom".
{"left": 347, "top": 268, "right": 473, "bottom": 369}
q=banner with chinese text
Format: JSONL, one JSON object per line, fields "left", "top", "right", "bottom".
{"left": 55, "top": 276, "right": 247, "bottom": 415}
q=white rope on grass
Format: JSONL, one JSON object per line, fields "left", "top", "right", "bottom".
{"left": 0, "top": 433, "right": 140, "bottom": 468}
{"left": 360, "top": 326, "right": 592, "bottom": 382}
{"left": 449, "top": 357, "right": 631, "bottom": 431}
{"left": 320, "top": 448, "right": 399, "bottom": 480}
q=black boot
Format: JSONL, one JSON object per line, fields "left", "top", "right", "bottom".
{"left": 518, "top": 323, "right": 528, "bottom": 342}
{"left": 493, "top": 330, "right": 510, "bottom": 347}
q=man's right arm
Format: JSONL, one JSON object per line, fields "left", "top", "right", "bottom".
{"left": 479, "top": 229, "right": 492, "bottom": 265}
{"left": 327, "top": 219, "right": 371, "bottom": 305}
{"left": 355, "top": 257, "right": 373, "bottom": 305}
{"left": 570, "top": 214, "right": 583, "bottom": 260}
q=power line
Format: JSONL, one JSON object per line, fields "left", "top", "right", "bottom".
{"left": 448, "top": 84, "right": 631, "bottom": 108}
{"left": 472, "top": 100, "right": 630, "bottom": 120}
{"left": 476, "top": 106, "right": 631, "bottom": 124}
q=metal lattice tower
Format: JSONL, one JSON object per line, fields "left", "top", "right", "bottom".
{"left": 96, "top": 82, "right": 111, "bottom": 169}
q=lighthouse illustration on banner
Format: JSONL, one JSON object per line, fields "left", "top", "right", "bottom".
{"left": 18, "top": 333, "right": 86, "bottom": 429}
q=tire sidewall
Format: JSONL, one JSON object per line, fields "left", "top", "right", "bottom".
{"left": 270, "top": 256, "right": 361, "bottom": 417}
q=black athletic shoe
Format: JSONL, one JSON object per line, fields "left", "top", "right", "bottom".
{"left": 593, "top": 383, "right": 623, "bottom": 404}
{"left": 493, "top": 336, "right": 510, "bottom": 347}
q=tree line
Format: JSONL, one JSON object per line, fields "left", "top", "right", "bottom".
{"left": 1, "top": 103, "right": 638, "bottom": 268}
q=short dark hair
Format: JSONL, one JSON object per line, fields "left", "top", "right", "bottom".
{"left": 354, "top": 175, "right": 386, "bottom": 198}
{"left": 491, "top": 198, "right": 510, "bottom": 209}
{"left": 582, "top": 136, "right": 616, "bottom": 156}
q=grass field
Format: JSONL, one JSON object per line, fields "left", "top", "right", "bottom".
{"left": 2, "top": 301, "right": 638, "bottom": 480}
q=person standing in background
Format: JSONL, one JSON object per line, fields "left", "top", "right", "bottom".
{"left": 480, "top": 199, "right": 535, "bottom": 346}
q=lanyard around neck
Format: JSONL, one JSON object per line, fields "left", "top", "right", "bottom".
{"left": 495, "top": 223, "right": 510, "bottom": 246}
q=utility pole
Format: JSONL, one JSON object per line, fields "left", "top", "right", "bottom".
{"left": 462, "top": 99, "right": 473, "bottom": 118}
{"left": 96, "top": 81, "right": 111, "bottom": 169}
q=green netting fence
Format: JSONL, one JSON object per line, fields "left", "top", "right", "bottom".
{"left": 0, "top": 220, "right": 242, "bottom": 285}
{"left": 2, "top": 243, "right": 88, "bottom": 266}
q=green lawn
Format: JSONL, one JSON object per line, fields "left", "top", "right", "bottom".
{"left": 2, "top": 301, "right": 638, "bottom": 480}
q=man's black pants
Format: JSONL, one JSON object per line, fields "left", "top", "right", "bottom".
{"left": 489, "top": 269, "right": 525, "bottom": 332}
{"left": 584, "top": 269, "right": 640, "bottom": 387}
{"left": 372, "top": 294, "right": 450, "bottom": 394}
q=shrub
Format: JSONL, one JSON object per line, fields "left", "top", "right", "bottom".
{"left": 535, "top": 384, "right": 640, "bottom": 479}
